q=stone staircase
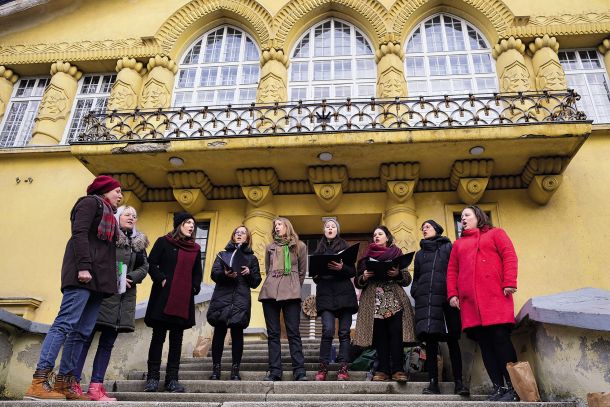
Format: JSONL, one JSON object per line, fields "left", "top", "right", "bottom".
{"left": 0, "top": 338, "right": 576, "bottom": 406}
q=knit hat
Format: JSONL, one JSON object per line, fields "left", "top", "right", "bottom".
{"left": 422, "top": 219, "right": 444, "bottom": 236}
{"left": 87, "top": 175, "right": 121, "bottom": 196}
{"left": 173, "top": 212, "right": 195, "bottom": 229}
{"left": 322, "top": 217, "right": 340, "bottom": 235}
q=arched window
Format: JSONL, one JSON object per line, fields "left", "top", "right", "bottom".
{"left": 289, "top": 18, "right": 376, "bottom": 101}
{"left": 404, "top": 14, "right": 497, "bottom": 95}
{"left": 174, "top": 26, "right": 260, "bottom": 106}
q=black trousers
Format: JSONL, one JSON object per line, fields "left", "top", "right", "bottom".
{"left": 211, "top": 323, "right": 244, "bottom": 366}
{"left": 319, "top": 309, "right": 352, "bottom": 364}
{"left": 467, "top": 324, "right": 517, "bottom": 387}
{"left": 425, "top": 338, "right": 463, "bottom": 382}
{"left": 262, "top": 299, "right": 305, "bottom": 377}
{"left": 373, "top": 311, "right": 404, "bottom": 375}
{"left": 147, "top": 326, "right": 184, "bottom": 382}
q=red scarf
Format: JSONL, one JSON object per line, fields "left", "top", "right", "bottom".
{"left": 363, "top": 243, "right": 402, "bottom": 261}
{"left": 95, "top": 196, "right": 117, "bottom": 242}
{"left": 163, "top": 234, "right": 200, "bottom": 319}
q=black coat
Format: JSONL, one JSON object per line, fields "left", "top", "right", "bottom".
{"left": 145, "top": 236, "right": 203, "bottom": 329}
{"left": 312, "top": 238, "right": 358, "bottom": 315}
{"left": 60, "top": 196, "right": 118, "bottom": 295}
{"left": 96, "top": 231, "right": 149, "bottom": 332}
{"left": 207, "top": 243, "right": 262, "bottom": 328}
{"left": 411, "top": 236, "right": 461, "bottom": 341}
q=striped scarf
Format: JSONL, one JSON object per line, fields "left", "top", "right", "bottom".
{"left": 95, "top": 195, "right": 117, "bottom": 241}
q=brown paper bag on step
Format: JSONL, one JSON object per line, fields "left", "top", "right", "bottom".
{"left": 192, "top": 336, "right": 211, "bottom": 358}
{"left": 587, "top": 392, "right": 610, "bottom": 407}
{"left": 506, "top": 361, "right": 541, "bottom": 402}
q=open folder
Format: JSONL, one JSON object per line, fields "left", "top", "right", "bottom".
{"left": 365, "top": 252, "right": 415, "bottom": 281}
{"left": 218, "top": 249, "right": 250, "bottom": 274}
{"left": 308, "top": 243, "right": 360, "bottom": 278}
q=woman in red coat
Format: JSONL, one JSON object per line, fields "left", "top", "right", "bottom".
{"left": 447, "top": 206, "right": 519, "bottom": 402}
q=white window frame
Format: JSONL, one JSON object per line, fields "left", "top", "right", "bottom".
{"left": 0, "top": 76, "right": 50, "bottom": 148}
{"left": 288, "top": 18, "right": 377, "bottom": 101}
{"left": 404, "top": 13, "right": 497, "bottom": 96}
{"left": 62, "top": 73, "right": 116, "bottom": 144}
{"left": 173, "top": 25, "right": 260, "bottom": 107}
{"left": 559, "top": 49, "right": 610, "bottom": 124}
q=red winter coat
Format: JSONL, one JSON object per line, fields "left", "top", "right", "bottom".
{"left": 446, "top": 226, "right": 518, "bottom": 331}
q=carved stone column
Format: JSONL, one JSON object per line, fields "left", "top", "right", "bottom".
{"left": 256, "top": 42, "right": 289, "bottom": 131}
{"left": 376, "top": 36, "right": 408, "bottom": 98}
{"left": 528, "top": 35, "right": 566, "bottom": 91}
{"left": 237, "top": 168, "right": 279, "bottom": 329}
{"left": 0, "top": 66, "right": 18, "bottom": 121}
{"left": 141, "top": 55, "right": 178, "bottom": 109}
{"left": 597, "top": 38, "right": 610, "bottom": 81}
{"left": 380, "top": 163, "right": 419, "bottom": 254}
{"left": 30, "top": 61, "right": 82, "bottom": 145}
{"left": 492, "top": 37, "right": 531, "bottom": 93}
{"left": 108, "top": 57, "right": 147, "bottom": 111}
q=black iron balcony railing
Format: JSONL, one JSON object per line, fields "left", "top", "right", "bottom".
{"left": 76, "top": 90, "right": 587, "bottom": 143}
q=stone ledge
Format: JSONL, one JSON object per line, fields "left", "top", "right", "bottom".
{"left": 0, "top": 307, "right": 48, "bottom": 334}
{"left": 516, "top": 287, "right": 610, "bottom": 332}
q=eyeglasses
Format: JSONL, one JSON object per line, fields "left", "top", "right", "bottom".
{"left": 234, "top": 230, "right": 247, "bottom": 235}
{"left": 122, "top": 213, "right": 137, "bottom": 219}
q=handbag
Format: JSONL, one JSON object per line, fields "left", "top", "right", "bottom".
{"left": 587, "top": 392, "right": 610, "bottom": 407}
{"left": 506, "top": 361, "right": 541, "bottom": 402}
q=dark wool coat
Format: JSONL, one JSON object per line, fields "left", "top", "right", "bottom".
{"left": 144, "top": 236, "right": 203, "bottom": 329}
{"left": 96, "top": 230, "right": 149, "bottom": 332}
{"left": 207, "top": 243, "right": 262, "bottom": 328}
{"left": 312, "top": 238, "right": 358, "bottom": 315}
{"left": 60, "top": 196, "right": 118, "bottom": 295}
{"left": 411, "top": 236, "right": 461, "bottom": 341}
{"left": 447, "top": 227, "right": 518, "bottom": 331}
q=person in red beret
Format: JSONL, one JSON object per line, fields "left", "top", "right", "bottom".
{"left": 24, "top": 175, "right": 122, "bottom": 401}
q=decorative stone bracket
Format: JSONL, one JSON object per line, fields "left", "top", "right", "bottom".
{"left": 237, "top": 168, "right": 278, "bottom": 208}
{"left": 521, "top": 157, "right": 568, "bottom": 205}
{"left": 451, "top": 160, "right": 494, "bottom": 205}
{"left": 308, "top": 166, "right": 348, "bottom": 212}
{"left": 113, "top": 173, "right": 148, "bottom": 213}
{"left": 168, "top": 171, "right": 213, "bottom": 213}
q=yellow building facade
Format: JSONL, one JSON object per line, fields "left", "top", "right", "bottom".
{"left": 0, "top": 0, "right": 609, "bottom": 358}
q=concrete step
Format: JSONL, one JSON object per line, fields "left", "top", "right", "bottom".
{"left": 110, "top": 380, "right": 460, "bottom": 394}
{"left": 210, "top": 349, "right": 323, "bottom": 358}
{"left": 127, "top": 370, "right": 371, "bottom": 381}
{"left": 181, "top": 355, "right": 329, "bottom": 364}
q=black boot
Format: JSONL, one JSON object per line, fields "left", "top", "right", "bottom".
{"left": 144, "top": 360, "right": 161, "bottom": 392}
{"left": 209, "top": 363, "right": 221, "bottom": 380}
{"left": 498, "top": 381, "right": 520, "bottom": 402}
{"left": 454, "top": 380, "right": 470, "bottom": 396}
{"left": 144, "top": 378, "right": 159, "bottom": 392}
{"left": 422, "top": 378, "right": 441, "bottom": 394}
{"left": 230, "top": 364, "right": 241, "bottom": 381}
{"left": 165, "top": 379, "right": 186, "bottom": 393}
{"left": 488, "top": 384, "right": 507, "bottom": 401}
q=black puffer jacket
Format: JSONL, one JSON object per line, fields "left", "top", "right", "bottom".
{"left": 207, "top": 243, "right": 262, "bottom": 328}
{"left": 96, "top": 230, "right": 149, "bottom": 332}
{"left": 312, "top": 238, "right": 358, "bottom": 315}
{"left": 411, "top": 236, "right": 461, "bottom": 340}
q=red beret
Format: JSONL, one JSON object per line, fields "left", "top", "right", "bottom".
{"left": 87, "top": 175, "right": 121, "bottom": 196}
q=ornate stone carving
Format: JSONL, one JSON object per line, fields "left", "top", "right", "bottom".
{"left": 108, "top": 58, "right": 147, "bottom": 111}
{"left": 260, "top": 44, "right": 288, "bottom": 67}
{"left": 0, "top": 66, "right": 19, "bottom": 119}
{"left": 257, "top": 72, "right": 287, "bottom": 104}
{"left": 114, "top": 173, "right": 148, "bottom": 199}
{"left": 389, "top": 0, "right": 514, "bottom": 38}
{"left": 377, "top": 66, "right": 407, "bottom": 98}
{"left": 492, "top": 36, "right": 526, "bottom": 60}
{"left": 451, "top": 160, "right": 493, "bottom": 205}
{"left": 242, "top": 185, "right": 273, "bottom": 207}
{"left": 383, "top": 214, "right": 418, "bottom": 254}
{"left": 527, "top": 35, "right": 566, "bottom": 91}
{"left": 375, "top": 37, "right": 404, "bottom": 63}
{"left": 37, "top": 84, "right": 70, "bottom": 121}
{"left": 308, "top": 165, "right": 348, "bottom": 188}
{"left": 386, "top": 180, "right": 415, "bottom": 203}
{"left": 528, "top": 174, "right": 563, "bottom": 205}
{"left": 457, "top": 178, "right": 489, "bottom": 205}
{"left": 173, "top": 188, "right": 208, "bottom": 213}
{"left": 141, "top": 55, "right": 178, "bottom": 109}
{"left": 236, "top": 168, "right": 279, "bottom": 192}
{"left": 509, "top": 12, "right": 610, "bottom": 37}
{"left": 379, "top": 162, "right": 420, "bottom": 183}
{"left": 492, "top": 37, "right": 531, "bottom": 93}
{"left": 598, "top": 38, "right": 610, "bottom": 80}
{"left": 499, "top": 61, "right": 531, "bottom": 93}
{"left": 312, "top": 183, "right": 343, "bottom": 212}
{"left": 168, "top": 171, "right": 213, "bottom": 196}
{"left": 521, "top": 157, "right": 569, "bottom": 186}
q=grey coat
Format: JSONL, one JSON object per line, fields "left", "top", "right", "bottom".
{"left": 95, "top": 230, "right": 149, "bottom": 332}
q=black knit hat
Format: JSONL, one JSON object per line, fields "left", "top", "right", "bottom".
{"left": 173, "top": 212, "right": 195, "bottom": 229}
{"left": 422, "top": 219, "right": 444, "bottom": 236}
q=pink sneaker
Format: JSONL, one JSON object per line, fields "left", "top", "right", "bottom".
{"left": 315, "top": 362, "right": 328, "bottom": 381}
{"left": 71, "top": 381, "right": 85, "bottom": 396}
{"left": 87, "top": 382, "right": 117, "bottom": 401}
{"left": 337, "top": 363, "right": 350, "bottom": 381}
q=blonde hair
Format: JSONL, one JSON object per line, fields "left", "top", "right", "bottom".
{"left": 272, "top": 217, "right": 299, "bottom": 245}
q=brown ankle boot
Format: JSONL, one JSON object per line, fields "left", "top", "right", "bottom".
{"left": 53, "top": 374, "right": 91, "bottom": 401}
{"left": 23, "top": 369, "right": 66, "bottom": 400}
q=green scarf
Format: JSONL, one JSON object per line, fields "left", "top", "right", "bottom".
{"left": 274, "top": 236, "right": 292, "bottom": 276}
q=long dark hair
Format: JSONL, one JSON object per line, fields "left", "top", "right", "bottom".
{"left": 466, "top": 205, "right": 493, "bottom": 229}
{"left": 374, "top": 225, "right": 394, "bottom": 247}
{"left": 171, "top": 221, "right": 196, "bottom": 241}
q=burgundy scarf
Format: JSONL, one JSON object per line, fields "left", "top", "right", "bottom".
{"left": 95, "top": 196, "right": 117, "bottom": 241}
{"left": 163, "top": 234, "right": 200, "bottom": 319}
{"left": 364, "top": 243, "right": 402, "bottom": 261}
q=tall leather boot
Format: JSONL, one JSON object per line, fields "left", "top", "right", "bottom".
{"left": 209, "top": 363, "right": 221, "bottom": 380}
{"left": 144, "top": 360, "right": 161, "bottom": 392}
{"left": 230, "top": 363, "right": 241, "bottom": 381}
{"left": 23, "top": 369, "right": 66, "bottom": 400}
{"left": 53, "top": 374, "right": 91, "bottom": 401}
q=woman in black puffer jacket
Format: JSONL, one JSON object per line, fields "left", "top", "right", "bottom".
{"left": 207, "top": 225, "right": 262, "bottom": 381}
{"left": 411, "top": 220, "right": 469, "bottom": 396}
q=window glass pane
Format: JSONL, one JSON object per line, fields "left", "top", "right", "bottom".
{"left": 240, "top": 65, "right": 259, "bottom": 85}
{"left": 476, "top": 77, "right": 497, "bottom": 92}
{"left": 35, "top": 79, "right": 49, "bottom": 96}
{"left": 452, "top": 78, "right": 472, "bottom": 92}
{"left": 224, "top": 28, "right": 243, "bottom": 62}
{"left": 356, "top": 59, "right": 376, "bottom": 79}
{"left": 558, "top": 51, "right": 579, "bottom": 69}
{"left": 204, "top": 28, "right": 224, "bottom": 63}
{"left": 218, "top": 89, "right": 235, "bottom": 104}
{"left": 174, "top": 92, "right": 192, "bottom": 106}
{"left": 425, "top": 16, "right": 444, "bottom": 52}
{"left": 355, "top": 32, "right": 372, "bottom": 55}
{"left": 0, "top": 102, "right": 28, "bottom": 147}
{"left": 244, "top": 38, "right": 259, "bottom": 61}
{"left": 291, "top": 87, "right": 307, "bottom": 101}
{"left": 335, "top": 21, "right": 351, "bottom": 56}
{"left": 444, "top": 16, "right": 465, "bottom": 51}
{"left": 407, "top": 80, "right": 429, "bottom": 94}
{"left": 472, "top": 54, "right": 493, "bottom": 74}
{"left": 358, "top": 84, "right": 374, "bottom": 97}
{"left": 220, "top": 66, "right": 237, "bottom": 86}
{"left": 195, "top": 90, "right": 214, "bottom": 105}
{"left": 334, "top": 60, "right": 352, "bottom": 80}
{"left": 100, "top": 75, "right": 115, "bottom": 93}
{"left": 314, "top": 22, "right": 332, "bottom": 56}
{"left": 407, "top": 28, "right": 423, "bottom": 52}
{"left": 199, "top": 67, "right": 218, "bottom": 87}
{"left": 467, "top": 27, "right": 486, "bottom": 50}
{"left": 195, "top": 222, "right": 210, "bottom": 271}
{"left": 314, "top": 86, "right": 330, "bottom": 99}
{"left": 239, "top": 88, "right": 257, "bottom": 103}
{"left": 335, "top": 85, "right": 351, "bottom": 98}
{"left": 291, "top": 62, "right": 309, "bottom": 81}
{"left": 81, "top": 76, "right": 100, "bottom": 94}
{"left": 177, "top": 69, "right": 196, "bottom": 88}
{"left": 579, "top": 50, "right": 601, "bottom": 69}
{"left": 294, "top": 33, "right": 311, "bottom": 58}
{"left": 430, "top": 79, "right": 451, "bottom": 93}
{"left": 15, "top": 79, "right": 35, "bottom": 97}
{"left": 313, "top": 61, "right": 331, "bottom": 80}
{"left": 428, "top": 56, "right": 448, "bottom": 75}
{"left": 406, "top": 57, "right": 426, "bottom": 77}
{"left": 184, "top": 40, "right": 202, "bottom": 64}
{"left": 449, "top": 55, "right": 469, "bottom": 74}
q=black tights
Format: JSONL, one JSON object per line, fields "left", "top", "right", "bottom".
{"left": 425, "top": 338, "right": 463, "bottom": 382}
{"left": 468, "top": 324, "right": 517, "bottom": 387}
{"left": 211, "top": 324, "right": 244, "bottom": 366}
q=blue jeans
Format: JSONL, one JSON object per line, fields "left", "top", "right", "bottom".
{"left": 36, "top": 288, "right": 103, "bottom": 375}
{"left": 73, "top": 327, "right": 119, "bottom": 383}
{"left": 319, "top": 310, "right": 352, "bottom": 364}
